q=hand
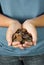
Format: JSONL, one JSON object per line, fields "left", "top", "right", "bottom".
{"left": 6, "top": 20, "right": 24, "bottom": 49}
{"left": 22, "top": 20, "right": 37, "bottom": 48}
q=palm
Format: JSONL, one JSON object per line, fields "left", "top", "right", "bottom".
{"left": 22, "top": 21, "right": 37, "bottom": 47}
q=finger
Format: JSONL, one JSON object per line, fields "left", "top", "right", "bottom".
{"left": 23, "top": 22, "right": 37, "bottom": 45}
{"left": 23, "top": 41, "right": 33, "bottom": 48}
{"left": 8, "top": 41, "right": 12, "bottom": 46}
{"left": 7, "top": 34, "right": 12, "bottom": 46}
{"left": 32, "top": 41, "right": 36, "bottom": 46}
{"left": 6, "top": 29, "right": 12, "bottom": 46}
{"left": 25, "top": 41, "right": 32, "bottom": 46}
{"left": 30, "top": 27, "right": 37, "bottom": 46}
{"left": 12, "top": 41, "right": 20, "bottom": 46}
{"left": 23, "top": 44, "right": 31, "bottom": 48}
{"left": 18, "top": 45, "right": 24, "bottom": 49}
{"left": 25, "top": 45, "right": 31, "bottom": 48}
{"left": 13, "top": 44, "right": 24, "bottom": 49}
{"left": 12, "top": 45, "right": 19, "bottom": 48}
{"left": 12, "top": 44, "right": 21, "bottom": 47}
{"left": 23, "top": 41, "right": 32, "bottom": 46}
{"left": 12, "top": 41, "right": 24, "bottom": 49}
{"left": 7, "top": 35, "right": 12, "bottom": 46}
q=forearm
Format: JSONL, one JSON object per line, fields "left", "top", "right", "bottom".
{"left": 0, "top": 14, "right": 16, "bottom": 27}
{"left": 28, "top": 15, "right": 44, "bottom": 27}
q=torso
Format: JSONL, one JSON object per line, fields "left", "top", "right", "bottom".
{"left": 1, "top": 0, "right": 44, "bottom": 23}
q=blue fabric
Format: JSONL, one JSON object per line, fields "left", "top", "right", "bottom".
{"left": 0, "top": 55, "right": 44, "bottom": 65}
{"left": 1, "top": 0, "right": 44, "bottom": 23}
{"left": 0, "top": 0, "right": 1, "bottom": 3}
{"left": 0, "top": 27, "right": 44, "bottom": 56}
{"left": 0, "top": 0, "right": 1, "bottom": 7}
{"left": 0, "top": 0, "right": 44, "bottom": 56}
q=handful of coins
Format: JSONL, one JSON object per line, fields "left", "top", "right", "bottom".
{"left": 12, "top": 28, "right": 32, "bottom": 44}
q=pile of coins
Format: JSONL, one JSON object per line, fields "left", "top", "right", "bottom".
{"left": 12, "top": 28, "right": 32, "bottom": 44}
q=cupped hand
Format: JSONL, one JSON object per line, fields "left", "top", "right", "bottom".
{"left": 22, "top": 20, "right": 37, "bottom": 48}
{"left": 6, "top": 20, "right": 24, "bottom": 49}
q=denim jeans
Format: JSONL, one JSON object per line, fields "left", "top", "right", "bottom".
{"left": 0, "top": 54, "right": 44, "bottom": 65}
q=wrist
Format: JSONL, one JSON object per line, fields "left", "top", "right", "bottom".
{"left": 0, "top": 14, "right": 20, "bottom": 27}
{"left": 9, "top": 20, "right": 21, "bottom": 30}
{"left": 9, "top": 19, "right": 20, "bottom": 26}
{"left": 23, "top": 19, "right": 36, "bottom": 28}
{"left": 24, "top": 19, "right": 36, "bottom": 27}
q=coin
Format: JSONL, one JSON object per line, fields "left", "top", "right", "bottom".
{"left": 12, "top": 29, "right": 32, "bottom": 44}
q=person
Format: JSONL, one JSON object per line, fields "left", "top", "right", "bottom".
{"left": 0, "top": 0, "right": 44, "bottom": 65}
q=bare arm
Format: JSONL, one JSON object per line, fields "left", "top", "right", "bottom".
{"left": 27, "top": 15, "right": 44, "bottom": 27}
{"left": 0, "top": 14, "right": 44, "bottom": 27}
{"left": 0, "top": 14, "right": 16, "bottom": 27}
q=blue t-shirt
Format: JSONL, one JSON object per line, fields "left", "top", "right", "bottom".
{"left": 0, "top": 0, "right": 44, "bottom": 56}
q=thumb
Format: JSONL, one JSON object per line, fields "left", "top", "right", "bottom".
{"left": 32, "top": 33, "right": 37, "bottom": 46}
{"left": 32, "top": 41, "right": 37, "bottom": 46}
{"left": 6, "top": 36, "right": 12, "bottom": 46}
{"left": 8, "top": 38, "right": 12, "bottom": 46}
{"left": 6, "top": 31, "right": 12, "bottom": 46}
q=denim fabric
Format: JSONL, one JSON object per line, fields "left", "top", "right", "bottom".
{"left": 0, "top": 56, "right": 22, "bottom": 65}
{"left": 23, "top": 54, "right": 44, "bottom": 65}
{"left": 0, "top": 54, "right": 44, "bottom": 65}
